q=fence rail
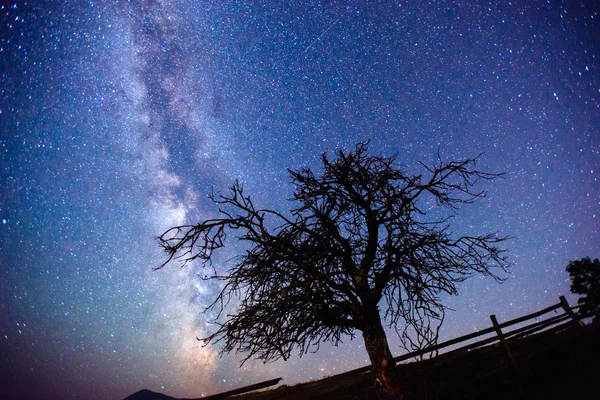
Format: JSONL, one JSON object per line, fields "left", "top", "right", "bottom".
{"left": 190, "top": 377, "right": 283, "bottom": 400}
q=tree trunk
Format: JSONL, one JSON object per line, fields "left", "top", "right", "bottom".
{"left": 363, "top": 325, "right": 405, "bottom": 400}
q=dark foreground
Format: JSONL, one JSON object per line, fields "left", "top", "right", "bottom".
{"left": 127, "top": 323, "right": 600, "bottom": 400}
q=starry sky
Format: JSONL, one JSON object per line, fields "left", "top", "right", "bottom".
{"left": 1, "top": 1, "right": 598, "bottom": 399}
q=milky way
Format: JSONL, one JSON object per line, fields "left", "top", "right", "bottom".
{"left": 1, "top": 1, "right": 599, "bottom": 399}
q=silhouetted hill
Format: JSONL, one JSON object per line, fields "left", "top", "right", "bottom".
{"left": 229, "top": 323, "right": 600, "bottom": 400}
{"left": 123, "top": 389, "right": 179, "bottom": 400}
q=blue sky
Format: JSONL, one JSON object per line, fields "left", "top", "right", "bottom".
{"left": 1, "top": 1, "right": 598, "bottom": 399}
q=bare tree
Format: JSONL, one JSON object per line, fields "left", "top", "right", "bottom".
{"left": 157, "top": 143, "right": 510, "bottom": 399}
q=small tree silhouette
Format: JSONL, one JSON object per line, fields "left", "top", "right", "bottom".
{"left": 157, "top": 143, "right": 510, "bottom": 399}
{"left": 566, "top": 257, "right": 600, "bottom": 323}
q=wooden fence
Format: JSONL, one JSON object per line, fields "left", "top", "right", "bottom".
{"left": 343, "top": 295, "right": 587, "bottom": 378}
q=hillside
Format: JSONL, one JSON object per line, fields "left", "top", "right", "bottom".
{"left": 229, "top": 323, "right": 599, "bottom": 400}
{"left": 124, "top": 322, "right": 599, "bottom": 400}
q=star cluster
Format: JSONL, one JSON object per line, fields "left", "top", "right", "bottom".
{"left": 1, "top": 1, "right": 598, "bottom": 400}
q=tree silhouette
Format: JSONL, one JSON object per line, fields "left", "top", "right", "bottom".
{"left": 157, "top": 143, "right": 510, "bottom": 399}
{"left": 566, "top": 257, "right": 600, "bottom": 323}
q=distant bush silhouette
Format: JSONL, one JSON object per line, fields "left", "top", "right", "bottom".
{"left": 566, "top": 257, "right": 600, "bottom": 323}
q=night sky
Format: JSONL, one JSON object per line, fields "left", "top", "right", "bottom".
{"left": 1, "top": 1, "right": 599, "bottom": 399}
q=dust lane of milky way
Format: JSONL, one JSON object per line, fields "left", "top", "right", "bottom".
{"left": 0, "top": 1, "right": 598, "bottom": 400}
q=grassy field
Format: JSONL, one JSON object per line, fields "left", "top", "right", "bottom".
{"left": 230, "top": 323, "right": 599, "bottom": 400}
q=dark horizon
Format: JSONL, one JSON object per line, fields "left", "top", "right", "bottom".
{"left": 1, "top": 1, "right": 599, "bottom": 399}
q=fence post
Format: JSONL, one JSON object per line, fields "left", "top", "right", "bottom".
{"left": 559, "top": 296, "right": 584, "bottom": 328}
{"left": 490, "top": 315, "right": 520, "bottom": 375}
{"left": 490, "top": 315, "right": 527, "bottom": 399}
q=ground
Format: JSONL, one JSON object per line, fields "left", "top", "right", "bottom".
{"left": 230, "top": 323, "right": 599, "bottom": 400}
